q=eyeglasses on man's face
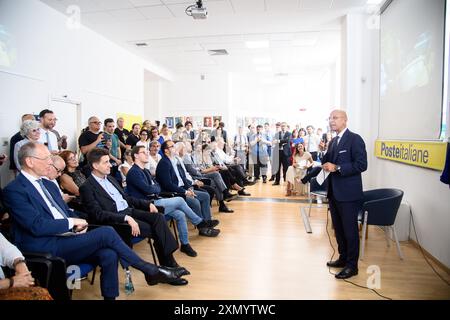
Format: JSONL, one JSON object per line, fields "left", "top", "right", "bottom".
{"left": 90, "top": 121, "right": 101, "bottom": 125}
{"left": 30, "top": 155, "right": 51, "bottom": 162}
{"left": 51, "top": 164, "right": 64, "bottom": 174}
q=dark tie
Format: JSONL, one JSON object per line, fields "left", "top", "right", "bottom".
{"left": 36, "top": 179, "right": 68, "bottom": 218}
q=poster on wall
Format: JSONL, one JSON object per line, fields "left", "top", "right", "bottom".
{"left": 165, "top": 117, "right": 174, "bottom": 129}
{"left": 117, "top": 113, "right": 143, "bottom": 131}
{"left": 203, "top": 116, "right": 213, "bottom": 128}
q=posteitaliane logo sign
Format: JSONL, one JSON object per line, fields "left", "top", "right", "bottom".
{"left": 375, "top": 140, "right": 447, "bottom": 171}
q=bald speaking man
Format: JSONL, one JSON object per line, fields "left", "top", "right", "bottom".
{"left": 321, "top": 110, "right": 367, "bottom": 279}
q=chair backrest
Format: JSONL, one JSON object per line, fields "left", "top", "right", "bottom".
{"left": 310, "top": 177, "right": 328, "bottom": 198}
{"left": 362, "top": 188, "right": 404, "bottom": 226}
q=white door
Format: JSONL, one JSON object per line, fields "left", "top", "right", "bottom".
{"left": 49, "top": 100, "right": 80, "bottom": 152}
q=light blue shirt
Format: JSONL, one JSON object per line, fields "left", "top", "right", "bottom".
{"left": 170, "top": 157, "right": 185, "bottom": 187}
{"left": 92, "top": 174, "right": 129, "bottom": 211}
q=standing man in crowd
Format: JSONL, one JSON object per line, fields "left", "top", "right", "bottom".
{"left": 321, "top": 110, "right": 367, "bottom": 279}
{"left": 272, "top": 122, "right": 291, "bottom": 186}
{"left": 114, "top": 117, "right": 130, "bottom": 161}
{"left": 304, "top": 125, "right": 321, "bottom": 161}
{"left": 37, "top": 109, "right": 59, "bottom": 153}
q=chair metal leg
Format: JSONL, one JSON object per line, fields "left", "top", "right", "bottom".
{"left": 171, "top": 219, "right": 179, "bottom": 244}
{"left": 360, "top": 211, "right": 368, "bottom": 260}
{"left": 148, "top": 239, "right": 158, "bottom": 265}
{"left": 392, "top": 226, "right": 404, "bottom": 260}
{"left": 384, "top": 226, "right": 391, "bottom": 247}
{"left": 308, "top": 197, "right": 313, "bottom": 217}
{"left": 90, "top": 267, "right": 96, "bottom": 285}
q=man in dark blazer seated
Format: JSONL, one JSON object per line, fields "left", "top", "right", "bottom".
{"left": 79, "top": 148, "right": 189, "bottom": 283}
{"left": 156, "top": 140, "right": 220, "bottom": 236}
{"left": 2, "top": 142, "right": 185, "bottom": 300}
{"left": 321, "top": 110, "right": 367, "bottom": 279}
{"left": 273, "top": 122, "right": 292, "bottom": 185}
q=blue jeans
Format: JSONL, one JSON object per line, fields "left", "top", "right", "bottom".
{"left": 185, "top": 190, "right": 211, "bottom": 221}
{"left": 154, "top": 197, "right": 203, "bottom": 245}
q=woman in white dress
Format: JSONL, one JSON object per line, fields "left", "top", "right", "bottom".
{"left": 285, "top": 143, "right": 314, "bottom": 196}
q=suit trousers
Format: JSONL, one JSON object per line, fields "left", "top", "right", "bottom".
{"left": 275, "top": 150, "right": 290, "bottom": 183}
{"left": 328, "top": 196, "right": 361, "bottom": 270}
{"left": 55, "top": 226, "right": 158, "bottom": 298}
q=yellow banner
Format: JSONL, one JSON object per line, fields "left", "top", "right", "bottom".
{"left": 116, "top": 113, "right": 143, "bottom": 131}
{"left": 375, "top": 140, "right": 447, "bottom": 171}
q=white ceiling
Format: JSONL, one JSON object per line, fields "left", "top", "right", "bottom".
{"left": 40, "top": 0, "right": 371, "bottom": 77}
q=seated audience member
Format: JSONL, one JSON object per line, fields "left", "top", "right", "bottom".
{"left": 14, "top": 120, "right": 42, "bottom": 171}
{"left": 127, "top": 146, "right": 220, "bottom": 255}
{"left": 210, "top": 141, "right": 255, "bottom": 189}
{"left": 9, "top": 114, "right": 34, "bottom": 174}
{"left": 147, "top": 141, "right": 161, "bottom": 176}
{"left": 58, "top": 150, "right": 86, "bottom": 197}
{"left": 156, "top": 141, "right": 220, "bottom": 228}
{"left": 0, "top": 232, "right": 53, "bottom": 300}
{"left": 177, "top": 143, "right": 234, "bottom": 213}
{"left": 125, "top": 123, "right": 141, "bottom": 149}
{"left": 285, "top": 143, "right": 313, "bottom": 196}
{"left": 118, "top": 150, "right": 133, "bottom": 186}
{"left": 200, "top": 144, "right": 248, "bottom": 195}
{"left": 3, "top": 142, "right": 186, "bottom": 300}
{"left": 46, "top": 155, "right": 76, "bottom": 205}
{"left": 79, "top": 148, "right": 189, "bottom": 281}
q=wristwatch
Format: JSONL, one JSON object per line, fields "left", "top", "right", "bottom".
{"left": 13, "top": 258, "right": 26, "bottom": 268}
{"left": 336, "top": 165, "right": 341, "bottom": 172}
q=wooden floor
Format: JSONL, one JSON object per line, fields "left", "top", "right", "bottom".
{"left": 74, "top": 181, "right": 450, "bottom": 300}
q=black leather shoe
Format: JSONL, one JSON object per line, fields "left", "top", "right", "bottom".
{"left": 244, "top": 180, "right": 256, "bottom": 186}
{"left": 269, "top": 176, "right": 275, "bottom": 181}
{"left": 272, "top": 182, "right": 280, "bottom": 186}
{"left": 206, "top": 219, "right": 220, "bottom": 228}
{"left": 164, "top": 265, "right": 191, "bottom": 276}
{"left": 198, "top": 227, "right": 220, "bottom": 237}
{"left": 180, "top": 244, "right": 197, "bottom": 257}
{"left": 326, "top": 260, "right": 346, "bottom": 268}
{"left": 238, "top": 190, "right": 251, "bottom": 196}
{"left": 224, "top": 192, "right": 238, "bottom": 202}
{"left": 219, "top": 205, "right": 234, "bottom": 213}
{"left": 335, "top": 267, "right": 358, "bottom": 279}
{"left": 145, "top": 267, "right": 188, "bottom": 286}
{"left": 262, "top": 176, "right": 267, "bottom": 183}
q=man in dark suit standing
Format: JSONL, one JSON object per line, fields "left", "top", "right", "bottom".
{"left": 79, "top": 148, "right": 189, "bottom": 284}
{"left": 321, "top": 110, "right": 367, "bottom": 279}
{"left": 273, "top": 122, "right": 292, "bottom": 185}
{"left": 3, "top": 142, "right": 185, "bottom": 299}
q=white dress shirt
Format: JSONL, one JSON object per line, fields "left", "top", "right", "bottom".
{"left": 38, "top": 128, "right": 59, "bottom": 152}
{"left": 21, "top": 170, "right": 74, "bottom": 229}
{"left": 0, "top": 233, "right": 24, "bottom": 279}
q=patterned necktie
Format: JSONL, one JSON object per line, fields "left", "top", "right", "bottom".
{"left": 36, "top": 179, "right": 68, "bottom": 218}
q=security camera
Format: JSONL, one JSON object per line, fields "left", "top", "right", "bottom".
{"left": 186, "top": 0, "right": 207, "bottom": 19}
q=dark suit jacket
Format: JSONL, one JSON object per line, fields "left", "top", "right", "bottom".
{"left": 276, "top": 131, "right": 292, "bottom": 157}
{"left": 322, "top": 129, "right": 367, "bottom": 202}
{"left": 126, "top": 164, "right": 161, "bottom": 199}
{"left": 155, "top": 155, "right": 191, "bottom": 193}
{"left": 3, "top": 173, "right": 79, "bottom": 255}
{"left": 79, "top": 175, "right": 152, "bottom": 224}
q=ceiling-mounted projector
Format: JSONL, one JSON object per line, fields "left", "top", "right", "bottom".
{"left": 186, "top": 0, "right": 207, "bottom": 19}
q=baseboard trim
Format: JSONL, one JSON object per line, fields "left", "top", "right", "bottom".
{"left": 409, "top": 239, "right": 450, "bottom": 276}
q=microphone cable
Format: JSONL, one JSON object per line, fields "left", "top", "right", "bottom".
{"left": 325, "top": 206, "right": 393, "bottom": 300}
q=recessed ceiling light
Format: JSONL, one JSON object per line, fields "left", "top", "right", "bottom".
{"left": 253, "top": 57, "right": 271, "bottom": 64}
{"left": 245, "top": 40, "right": 270, "bottom": 49}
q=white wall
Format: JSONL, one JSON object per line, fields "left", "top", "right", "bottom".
{"left": 342, "top": 13, "right": 450, "bottom": 268}
{"left": 0, "top": 0, "right": 171, "bottom": 186}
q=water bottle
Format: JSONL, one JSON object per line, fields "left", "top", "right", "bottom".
{"left": 124, "top": 269, "right": 134, "bottom": 295}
